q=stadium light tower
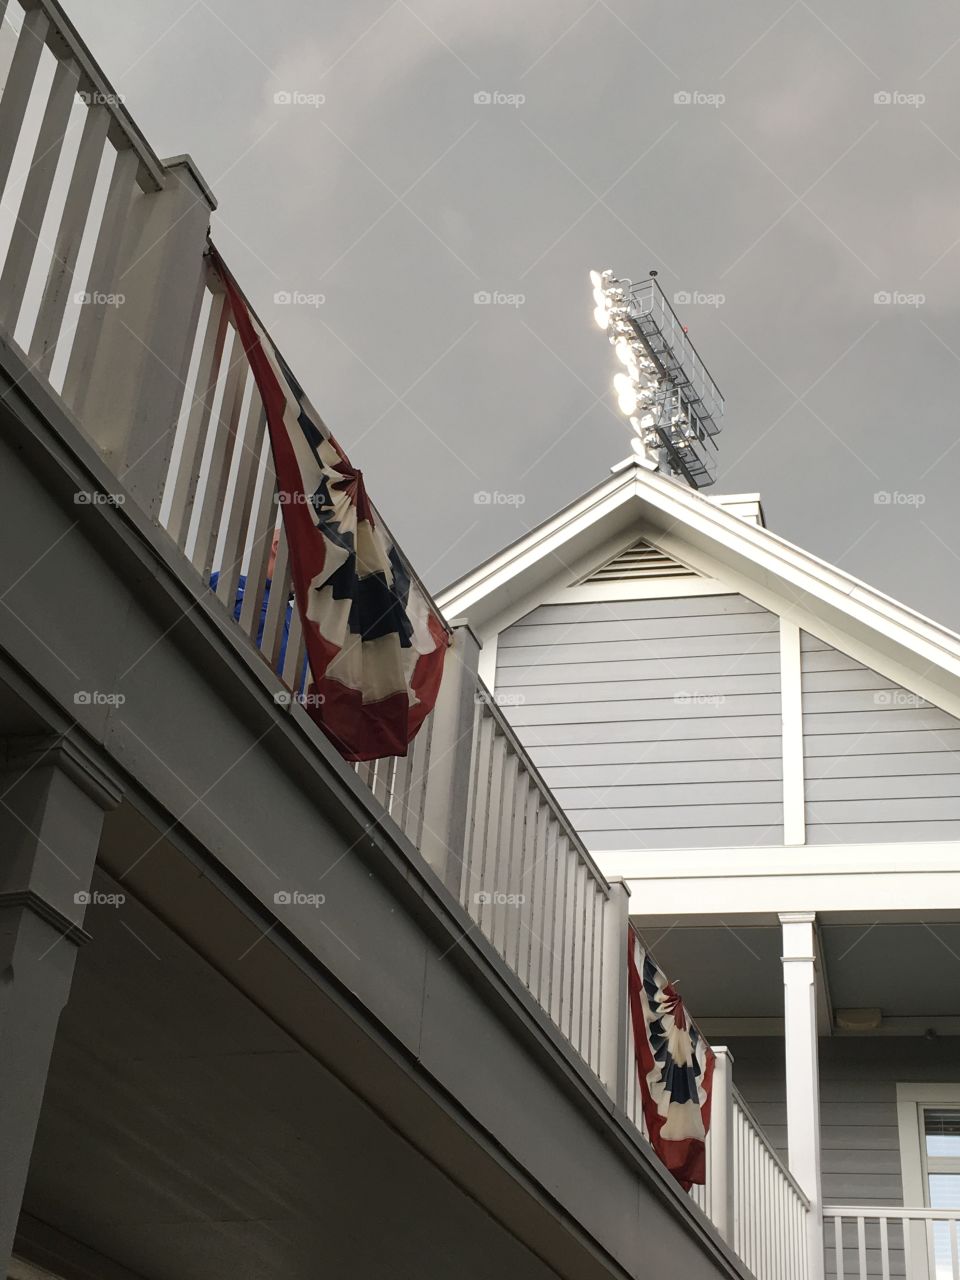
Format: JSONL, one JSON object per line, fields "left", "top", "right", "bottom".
{"left": 590, "top": 268, "right": 724, "bottom": 488}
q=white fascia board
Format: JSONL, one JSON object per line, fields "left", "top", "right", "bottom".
{"left": 634, "top": 475, "right": 960, "bottom": 682}
{"left": 438, "top": 469, "right": 636, "bottom": 620}
{"left": 596, "top": 842, "right": 960, "bottom": 920}
{"left": 597, "top": 841, "right": 960, "bottom": 878}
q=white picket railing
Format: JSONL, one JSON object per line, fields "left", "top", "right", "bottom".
{"left": 460, "top": 683, "right": 617, "bottom": 1074}
{"left": 730, "top": 1086, "right": 810, "bottom": 1280}
{"left": 0, "top": 6, "right": 815, "bottom": 1277}
{"left": 824, "top": 1207, "right": 960, "bottom": 1280}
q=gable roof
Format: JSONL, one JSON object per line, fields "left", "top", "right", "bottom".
{"left": 438, "top": 458, "right": 960, "bottom": 720}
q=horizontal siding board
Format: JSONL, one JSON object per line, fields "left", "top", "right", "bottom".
{"left": 804, "top": 690, "right": 940, "bottom": 716}
{"left": 586, "top": 825, "right": 783, "bottom": 849}
{"left": 509, "top": 693, "right": 781, "bottom": 727}
{"left": 500, "top": 613, "right": 778, "bottom": 647}
{"left": 528, "top": 736, "right": 783, "bottom": 768}
{"left": 805, "top": 729, "right": 960, "bottom": 757}
{"left": 497, "top": 633, "right": 781, "bottom": 665}
{"left": 503, "top": 673, "right": 782, "bottom": 705}
{"left": 806, "top": 819, "right": 960, "bottom": 843}
{"left": 803, "top": 668, "right": 900, "bottom": 692}
{"left": 806, "top": 750, "right": 960, "bottom": 778}
{"left": 569, "top": 801, "right": 783, "bottom": 830}
{"left": 496, "top": 652, "right": 781, "bottom": 687}
{"left": 803, "top": 647, "right": 880, "bottom": 673}
{"left": 808, "top": 797, "right": 960, "bottom": 823}
{"left": 539, "top": 758, "right": 784, "bottom": 787}
{"left": 519, "top": 715, "right": 781, "bottom": 745}
{"left": 516, "top": 595, "right": 770, "bottom": 625}
{"left": 803, "top": 708, "right": 959, "bottom": 735}
{"left": 552, "top": 780, "right": 781, "bottom": 807}
{"left": 808, "top": 774, "right": 960, "bottom": 801}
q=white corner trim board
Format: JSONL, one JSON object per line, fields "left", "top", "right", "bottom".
{"left": 779, "top": 617, "right": 806, "bottom": 846}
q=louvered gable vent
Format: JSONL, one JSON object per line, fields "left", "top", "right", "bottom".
{"left": 583, "top": 539, "right": 698, "bottom": 583}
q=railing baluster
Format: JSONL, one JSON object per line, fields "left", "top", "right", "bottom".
{"left": 879, "top": 1215, "right": 890, "bottom": 1280}
{"left": 215, "top": 396, "right": 265, "bottom": 610}
{"left": 30, "top": 100, "right": 110, "bottom": 374}
{"left": 191, "top": 347, "right": 246, "bottom": 579}
{"left": 0, "top": 54, "right": 80, "bottom": 337}
{"left": 162, "top": 285, "right": 228, "bottom": 544}
{"left": 0, "top": 7, "right": 50, "bottom": 200}
{"left": 61, "top": 145, "right": 138, "bottom": 413}
{"left": 855, "top": 1214, "right": 866, "bottom": 1280}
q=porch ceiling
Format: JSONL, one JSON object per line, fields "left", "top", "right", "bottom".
{"left": 20, "top": 868, "right": 561, "bottom": 1280}
{"left": 637, "top": 921, "right": 960, "bottom": 1025}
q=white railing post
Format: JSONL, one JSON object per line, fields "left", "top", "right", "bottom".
{"left": 597, "top": 877, "right": 630, "bottom": 1106}
{"left": 71, "top": 156, "right": 216, "bottom": 517}
{"left": 417, "top": 624, "right": 481, "bottom": 897}
{"left": 709, "top": 1046, "right": 736, "bottom": 1246}
{"left": 781, "top": 911, "right": 825, "bottom": 1280}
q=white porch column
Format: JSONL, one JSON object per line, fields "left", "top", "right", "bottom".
{"left": 0, "top": 735, "right": 122, "bottom": 1275}
{"left": 780, "top": 911, "right": 825, "bottom": 1280}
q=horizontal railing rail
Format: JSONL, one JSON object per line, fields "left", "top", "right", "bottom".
{"left": 824, "top": 1206, "right": 960, "bottom": 1280}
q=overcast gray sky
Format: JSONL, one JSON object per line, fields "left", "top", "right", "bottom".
{"left": 81, "top": 0, "right": 960, "bottom": 626}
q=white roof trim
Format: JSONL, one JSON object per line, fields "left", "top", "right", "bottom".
{"left": 438, "top": 460, "right": 960, "bottom": 706}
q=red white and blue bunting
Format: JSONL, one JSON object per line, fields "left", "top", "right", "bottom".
{"left": 209, "top": 246, "right": 449, "bottom": 761}
{"left": 627, "top": 931, "right": 715, "bottom": 1189}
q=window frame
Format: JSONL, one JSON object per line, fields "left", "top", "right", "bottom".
{"left": 896, "top": 1083, "right": 960, "bottom": 1207}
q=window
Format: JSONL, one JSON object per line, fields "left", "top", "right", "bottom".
{"left": 924, "top": 1109, "right": 960, "bottom": 1209}
{"left": 897, "top": 1086, "right": 960, "bottom": 1280}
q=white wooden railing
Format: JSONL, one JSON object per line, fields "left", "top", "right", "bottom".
{"left": 0, "top": 4, "right": 815, "bottom": 1276}
{"left": 824, "top": 1207, "right": 960, "bottom": 1280}
{"left": 629, "top": 1039, "right": 811, "bottom": 1280}
{"left": 729, "top": 1085, "right": 810, "bottom": 1280}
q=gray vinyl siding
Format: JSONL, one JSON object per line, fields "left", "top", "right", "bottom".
{"left": 800, "top": 632, "right": 960, "bottom": 844}
{"left": 494, "top": 594, "right": 783, "bottom": 849}
{"left": 728, "top": 1037, "right": 960, "bottom": 1279}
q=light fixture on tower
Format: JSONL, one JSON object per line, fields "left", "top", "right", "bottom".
{"left": 590, "top": 267, "right": 724, "bottom": 489}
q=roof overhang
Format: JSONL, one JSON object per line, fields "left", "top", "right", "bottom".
{"left": 438, "top": 459, "right": 960, "bottom": 716}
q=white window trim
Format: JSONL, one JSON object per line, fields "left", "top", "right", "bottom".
{"left": 896, "top": 1082, "right": 960, "bottom": 1206}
